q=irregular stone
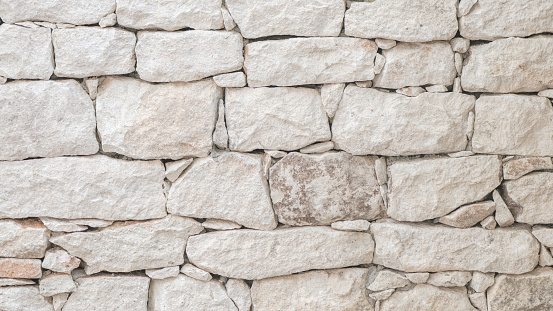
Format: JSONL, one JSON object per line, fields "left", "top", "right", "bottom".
{"left": 469, "top": 293, "right": 487, "bottom": 311}
{"left": 116, "top": 0, "right": 223, "bottom": 31}
{"left": 356, "top": 80, "right": 372, "bottom": 88}
{"left": 538, "top": 89, "right": 553, "bottom": 98}
{"left": 331, "top": 220, "right": 370, "bottom": 232}
{"left": 213, "top": 100, "right": 229, "bottom": 149}
{"left": 53, "top": 27, "right": 136, "bottom": 78}
{"left": 168, "top": 152, "right": 276, "bottom": 230}
{"left": 375, "top": 38, "right": 396, "bottom": 49}
{"left": 145, "top": 266, "right": 180, "bottom": 280}
{"left": 332, "top": 87, "right": 474, "bottom": 156}
{"left": 396, "top": 86, "right": 425, "bottom": 97}
{"left": 39, "top": 273, "right": 75, "bottom": 296}
{"left": 56, "top": 23, "right": 76, "bottom": 29}
{"left": 63, "top": 276, "right": 149, "bottom": 311}
{"left": 369, "top": 289, "right": 394, "bottom": 301}
{"left": 0, "top": 80, "right": 98, "bottom": 160}
{"left": 226, "top": 87, "right": 331, "bottom": 151}
{"left": 540, "top": 244, "right": 553, "bottom": 266}
{"left": 299, "top": 141, "right": 334, "bottom": 154}
{"left": 374, "top": 53, "right": 386, "bottom": 75}
{"left": 97, "top": 77, "right": 222, "bottom": 159}
{"left": 213, "top": 72, "right": 246, "bottom": 88}
{"left": 165, "top": 159, "right": 193, "bottom": 182}
{"left": 181, "top": 264, "right": 212, "bottom": 282}
{"left": 320, "top": 83, "right": 345, "bottom": 118}
{"left": 438, "top": 201, "right": 495, "bottom": 228}
{"left": 371, "top": 221, "right": 539, "bottom": 274}
{"left": 493, "top": 190, "right": 515, "bottom": 227}
{"left": 448, "top": 151, "right": 474, "bottom": 158}
{"left": 467, "top": 111, "right": 475, "bottom": 139}
{"left": 50, "top": 215, "right": 202, "bottom": 274}
{"left": 42, "top": 248, "right": 81, "bottom": 274}
{"left": 470, "top": 272, "right": 495, "bottom": 292}
{"left": 270, "top": 152, "right": 383, "bottom": 225}
{"left": 0, "top": 219, "right": 49, "bottom": 259}
{"left": 52, "top": 293, "right": 68, "bottom": 311}
{"left": 388, "top": 156, "right": 501, "bottom": 221}
{"left": 375, "top": 158, "right": 387, "bottom": 185}
{"left": 405, "top": 272, "right": 430, "bottom": 284}
{"left": 455, "top": 53, "right": 463, "bottom": 74}
{"left": 381, "top": 284, "right": 476, "bottom": 311}
{"left": 202, "top": 219, "right": 241, "bottom": 230}
{"left": 187, "top": 227, "right": 373, "bottom": 279}
{"left": 0, "top": 0, "right": 115, "bottom": 24}
{"left": 265, "top": 150, "right": 287, "bottom": 158}
{"left": 70, "top": 269, "right": 86, "bottom": 281}
{"left": 149, "top": 274, "right": 237, "bottom": 311}
{"left": 368, "top": 270, "right": 410, "bottom": 292}
{"left": 40, "top": 218, "right": 87, "bottom": 232}
{"left": 84, "top": 78, "right": 99, "bottom": 99}
{"left": 345, "top": 0, "right": 457, "bottom": 42}
{"left": 221, "top": 7, "right": 236, "bottom": 30}
{"left": 373, "top": 41, "right": 456, "bottom": 88}
{"left": 503, "top": 173, "right": 553, "bottom": 224}
{"left": 488, "top": 267, "right": 553, "bottom": 310}
{"left": 0, "top": 258, "right": 42, "bottom": 279}
{"left": 0, "top": 278, "right": 35, "bottom": 286}
{"left": 458, "top": 0, "right": 477, "bottom": 16}
{"left": 453, "top": 77, "right": 462, "bottom": 93}
{"left": 245, "top": 37, "right": 378, "bottom": 87}
{"left": 69, "top": 219, "right": 112, "bottom": 228}
{"left": 451, "top": 37, "right": 470, "bottom": 53}
{"left": 427, "top": 271, "right": 472, "bottom": 287}
{"left": 136, "top": 30, "right": 243, "bottom": 82}
{"left": 0, "top": 286, "right": 53, "bottom": 311}
{"left": 98, "top": 13, "right": 116, "bottom": 27}
{"left": 481, "top": 216, "right": 497, "bottom": 230}
{"left": 226, "top": 279, "right": 251, "bottom": 311}
{"left": 533, "top": 227, "right": 553, "bottom": 247}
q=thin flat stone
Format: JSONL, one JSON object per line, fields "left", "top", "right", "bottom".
{"left": 0, "top": 258, "right": 42, "bottom": 279}
{"left": 538, "top": 89, "right": 553, "bottom": 98}
{"left": 181, "top": 264, "right": 212, "bottom": 282}
{"left": 145, "top": 266, "right": 180, "bottom": 280}
{"left": 226, "top": 279, "right": 251, "bottom": 311}
{"left": 503, "top": 172, "right": 553, "bottom": 224}
{"left": 0, "top": 286, "right": 53, "bottom": 311}
{"left": 0, "top": 278, "right": 35, "bottom": 286}
{"left": 504, "top": 157, "right": 553, "bottom": 180}
{"left": 470, "top": 272, "right": 495, "bottom": 293}
{"left": 0, "top": 219, "right": 49, "bottom": 258}
{"left": 299, "top": 141, "right": 334, "bottom": 154}
{"left": 40, "top": 218, "right": 87, "bottom": 232}
{"left": 331, "top": 220, "right": 371, "bottom": 232}
{"left": 0, "top": 0, "right": 115, "bottom": 24}
{"left": 405, "top": 273, "right": 430, "bottom": 284}
{"left": 380, "top": 284, "right": 476, "bottom": 311}
{"left": 68, "top": 219, "right": 112, "bottom": 228}
{"left": 213, "top": 72, "right": 246, "bottom": 88}
{"left": 165, "top": 158, "right": 193, "bottom": 182}
{"left": 493, "top": 190, "right": 515, "bottom": 227}
{"left": 438, "top": 201, "right": 496, "bottom": 228}
{"left": 202, "top": 219, "right": 242, "bottom": 230}
{"left": 427, "top": 271, "right": 472, "bottom": 287}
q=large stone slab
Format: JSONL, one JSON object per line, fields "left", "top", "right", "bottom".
{"left": 244, "top": 37, "right": 378, "bottom": 87}
{"left": 96, "top": 77, "right": 222, "bottom": 159}
{"left": 0, "top": 286, "right": 53, "bottom": 311}
{"left": 53, "top": 27, "right": 136, "bottom": 78}
{"left": 462, "top": 36, "right": 553, "bottom": 93}
{"left": 380, "top": 284, "right": 476, "bottom": 311}
{"left": 345, "top": 0, "right": 457, "bottom": 42}
{"left": 251, "top": 268, "right": 372, "bottom": 311}
{"left": 136, "top": 30, "right": 243, "bottom": 82}
{"left": 226, "top": 0, "right": 344, "bottom": 39}
{"left": 371, "top": 222, "right": 539, "bottom": 274}
{"left": 0, "top": 24, "right": 53, "bottom": 80}
{"left": 63, "top": 276, "right": 149, "bottom": 311}
{"left": 473, "top": 95, "right": 553, "bottom": 156}
{"left": 187, "top": 227, "right": 374, "bottom": 279}
{"left": 0, "top": 258, "right": 42, "bottom": 279}
{"left": 269, "top": 152, "right": 383, "bottom": 225}
{"left": 332, "top": 86, "right": 475, "bottom": 156}
{"left": 168, "top": 152, "right": 275, "bottom": 230}
{"left": 0, "top": 219, "right": 49, "bottom": 258}
{"left": 388, "top": 156, "right": 502, "bottom": 221}
{"left": 116, "top": 0, "right": 223, "bottom": 31}
{"left": 50, "top": 215, "right": 202, "bottom": 274}
{"left": 373, "top": 41, "right": 456, "bottom": 89}
{"left": 0, "top": 0, "right": 115, "bottom": 24}
{"left": 459, "top": 0, "right": 553, "bottom": 40}
{"left": 0, "top": 80, "right": 98, "bottom": 160}
{"left": 0, "top": 156, "right": 166, "bottom": 220}
{"left": 226, "top": 87, "right": 330, "bottom": 151}
{"left": 149, "top": 274, "right": 237, "bottom": 311}
{"left": 503, "top": 172, "right": 553, "bottom": 224}
{"left": 488, "top": 268, "right": 553, "bottom": 311}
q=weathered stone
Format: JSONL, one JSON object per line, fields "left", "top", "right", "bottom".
{"left": 244, "top": 37, "right": 378, "bottom": 87}
{"left": 540, "top": 244, "right": 553, "bottom": 267}
{"left": 226, "top": 0, "right": 344, "bottom": 38}
{"left": 345, "top": 0, "right": 457, "bottom": 42}
{"left": 469, "top": 292, "right": 487, "bottom": 311}
{"left": 438, "top": 201, "right": 495, "bottom": 228}
{"left": 136, "top": 30, "right": 243, "bottom": 82}
{"left": 375, "top": 38, "right": 396, "bottom": 49}
{"left": 453, "top": 77, "right": 462, "bottom": 92}
{"left": 0, "top": 278, "right": 35, "bottom": 286}
{"left": 462, "top": 36, "right": 553, "bottom": 93}
{"left": 0, "top": 0, "right": 115, "bottom": 24}
{"left": 53, "top": 27, "right": 136, "bottom": 78}
{"left": 538, "top": 89, "right": 553, "bottom": 98}
{"left": 0, "top": 80, "right": 98, "bottom": 160}
{"left": 488, "top": 267, "right": 553, "bottom": 310}
{"left": 321, "top": 83, "right": 345, "bottom": 118}
{"left": 381, "top": 284, "right": 476, "bottom": 311}
{"left": 50, "top": 215, "right": 202, "bottom": 274}
{"left": 396, "top": 86, "right": 425, "bottom": 97}
{"left": 226, "top": 87, "right": 331, "bottom": 151}
{"left": 331, "top": 220, "right": 371, "bottom": 232}
{"left": 42, "top": 248, "right": 81, "bottom": 274}
{"left": 405, "top": 272, "right": 430, "bottom": 284}
{"left": 504, "top": 157, "right": 553, "bottom": 180}
{"left": 168, "top": 152, "right": 276, "bottom": 230}
{"left": 368, "top": 270, "right": 410, "bottom": 292}
{"left": 427, "top": 271, "right": 472, "bottom": 287}
{"left": 39, "top": 273, "right": 75, "bottom": 296}
{"left": 265, "top": 150, "right": 287, "bottom": 158}
{"left": 481, "top": 216, "right": 497, "bottom": 230}
{"left": 455, "top": 53, "right": 463, "bottom": 75}
{"left": 69, "top": 219, "right": 112, "bottom": 228}
{"left": 458, "top": 0, "right": 477, "bottom": 16}
{"left": 116, "top": 0, "right": 223, "bottom": 31}
{"left": 98, "top": 13, "right": 116, "bottom": 27}
{"left": 52, "top": 293, "right": 68, "bottom": 311}
{"left": 97, "top": 77, "right": 222, "bottom": 159}
{"left": 333, "top": 87, "right": 474, "bottom": 156}
{"left": 371, "top": 221, "right": 539, "bottom": 274}
{"left": 149, "top": 274, "right": 237, "bottom": 311}
{"left": 503, "top": 173, "right": 553, "bottom": 224}
{"left": 145, "top": 266, "right": 180, "bottom": 280}
{"left": 533, "top": 227, "right": 553, "bottom": 247}
{"left": 270, "top": 152, "right": 383, "bottom": 225}
{"left": 221, "top": 7, "right": 236, "bottom": 30}
{"left": 213, "top": 100, "right": 229, "bottom": 149}
{"left": 187, "top": 227, "right": 373, "bottom": 279}
{"left": 355, "top": 80, "right": 373, "bottom": 88}
{"left": 165, "top": 159, "right": 193, "bottom": 182}
{"left": 40, "top": 218, "right": 87, "bottom": 232}
{"left": 373, "top": 41, "right": 456, "bottom": 89}
{"left": 213, "top": 72, "right": 246, "bottom": 88}
{"left": 299, "top": 141, "right": 334, "bottom": 154}
{"left": 202, "top": 219, "right": 241, "bottom": 230}
{"left": 369, "top": 289, "right": 394, "bottom": 301}
{"left": 181, "top": 264, "right": 212, "bottom": 282}
{"left": 0, "top": 219, "right": 49, "bottom": 259}
{"left": 0, "top": 286, "right": 53, "bottom": 311}
{"left": 451, "top": 37, "right": 470, "bottom": 53}
{"left": 470, "top": 272, "right": 495, "bottom": 292}
{"left": 0, "top": 258, "right": 42, "bottom": 279}
{"left": 388, "top": 156, "right": 501, "bottom": 221}
{"left": 63, "top": 276, "right": 149, "bottom": 311}
{"left": 0, "top": 156, "right": 166, "bottom": 220}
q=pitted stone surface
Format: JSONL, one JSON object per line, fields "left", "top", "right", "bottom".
{"left": 0, "top": 0, "right": 115, "bottom": 24}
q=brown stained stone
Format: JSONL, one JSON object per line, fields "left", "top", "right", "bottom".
{"left": 0, "top": 258, "right": 42, "bottom": 279}
{"left": 503, "top": 157, "right": 553, "bottom": 180}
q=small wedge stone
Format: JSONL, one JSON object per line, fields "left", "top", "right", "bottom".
{"left": 470, "top": 272, "right": 495, "bottom": 292}
{"left": 165, "top": 159, "right": 194, "bottom": 182}
{"left": 299, "top": 141, "right": 334, "bottom": 154}
{"left": 40, "top": 218, "right": 87, "bottom": 232}
{"left": 213, "top": 100, "right": 229, "bottom": 149}
{"left": 450, "top": 38, "right": 470, "bottom": 53}
{"left": 320, "top": 83, "right": 345, "bottom": 118}
{"left": 226, "top": 279, "right": 251, "bottom": 311}
{"left": 145, "top": 266, "right": 180, "bottom": 280}
{"left": 0, "top": 278, "right": 35, "bottom": 286}
{"left": 406, "top": 272, "right": 430, "bottom": 284}
{"left": 368, "top": 270, "right": 410, "bottom": 292}
{"left": 438, "top": 201, "right": 495, "bottom": 228}
{"left": 181, "top": 264, "right": 212, "bottom": 282}
{"left": 427, "top": 271, "right": 472, "bottom": 287}
{"left": 214, "top": 72, "right": 246, "bottom": 88}
{"left": 375, "top": 38, "right": 396, "bottom": 49}
{"left": 202, "top": 219, "right": 241, "bottom": 231}
{"left": 331, "top": 220, "right": 370, "bottom": 232}
{"left": 39, "top": 273, "right": 76, "bottom": 297}
{"left": 481, "top": 216, "right": 497, "bottom": 230}
{"left": 42, "top": 248, "right": 81, "bottom": 274}
{"left": 541, "top": 244, "right": 553, "bottom": 267}
{"left": 503, "top": 157, "right": 553, "bottom": 180}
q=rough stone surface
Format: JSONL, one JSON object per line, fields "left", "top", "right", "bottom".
{"left": 42, "top": 248, "right": 81, "bottom": 274}
{"left": 165, "top": 158, "right": 193, "bottom": 182}
{"left": 50, "top": 215, "right": 202, "bottom": 274}
{"left": 53, "top": 27, "right": 136, "bottom": 78}
{"left": 299, "top": 141, "right": 334, "bottom": 154}
{"left": 540, "top": 244, "right": 553, "bottom": 267}
{"left": 213, "top": 72, "right": 246, "bottom": 88}
{"left": 406, "top": 272, "right": 430, "bottom": 284}
{"left": 388, "top": 156, "right": 502, "bottom": 221}
{"left": 470, "top": 272, "right": 495, "bottom": 292}
{"left": 244, "top": 37, "right": 378, "bottom": 87}
{"left": 221, "top": 7, "right": 236, "bottom": 30}
{"left": 0, "top": 80, "right": 98, "bottom": 161}
{"left": 0, "top": 156, "right": 166, "bottom": 220}
{"left": 538, "top": 89, "right": 553, "bottom": 98}
{"left": 187, "top": 227, "right": 374, "bottom": 279}
{"left": 0, "top": 0, "right": 115, "bottom": 24}
{"left": 0, "top": 219, "right": 49, "bottom": 258}
{"left": 0, "top": 278, "right": 35, "bottom": 286}
{"left": 368, "top": 270, "right": 410, "bottom": 292}
{"left": 252, "top": 268, "right": 372, "bottom": 311}
{"left": 451, "top": 38, "right": 470, "bottom": 53}
{"left": 136, "top": 30, "right": 243, "bottom": 83}
{"left": 40, "top": 218, "right": 87, "bottom": 232}
{"left": 380, "top": 284, "right": 476, "bottom": 311}
{"left": 226, "top": 87, "right": 331, "bottom": 151}
{"left": 488, "top": 268, "right": 553, "bottom": 311}
{"left": 226, "top": 279, "right": 251, "bottom": 311}
{"left": 493, "top": 190, "right": 515, "bottom": 227}
{"left": 145, "top": 266, "right": 180, "bottom": 280}
{"left": 345, "top": 0, "right": 457, "bottom": 42}
{"left": 269, "top": 152, "right": 383, "bottom": 225}
{"left": 503, "top": 173, "right": 553, "bottom": 224}
{"left": 481, "top": 216, "right": 497, "bottom": 230}
{"left": 331, "top": 220, "right": 371, "bottom": 232}
{"left": 0, "top": 258, "right": 42, "bottom": 279}
{"left": 438, "top": 201, "right": 496, "bottom": 228}
{"left": 321, "top": 83, "right": 345, "bottom": 118}
{"left": 202, "top": 219, "right": 241, "bottom": 230}
{"left": 213, "top": 100, "right": 229, "bottom": 149}
{"left": 532, "top": 227, "right": 553, "bottom": 247}
{"left": 332, "top": 86, "right": 474, "bottom": 156}
{"left": 373, "top": 41, "right": 456, "bottom": 89}
{"left": 39, "top": 273, "right": 76, "bottom": 296}
{"left": 99, "top": 13, "right": 116, "bottom": 27}
{"left": 504, "top": 157, "right": 553, "bottom": 180}
{"left": 0, "top": 286, "right": 53, "bottom": 311}
{"left": 97, "top": 77, "right": 222, "bottom": 159}
{"left": 181, "top": 264, "right": 212, "bottom": 282}
{"left": 426, "top": 271, "right": 472, "bottom": 287}
{"left": 458, "top": 0, "right": 477, "bottom": 16}
{"left": 52, "top": 293, "right": 68, "bottom": 311}
{"left": 371, "top": 221, "right": 539, "bottom": 274}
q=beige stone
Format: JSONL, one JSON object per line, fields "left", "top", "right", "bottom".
{"left": 165, "top": 158, "right": 193, "bottom": 182}
{"left": 405, "top": 272, "right": 430, "bottom": 284}
{"left": 427, "top": 271, "right": 472, "bottom": 287}
{"left": 469, "top": 292, "right": 487, "bottom": 311}
{"left": 0, "top": 0, "right": 115, "bottom": 24}
{"left": 503, "top": 173, "right": 553, "bottom": 224}
{"left": 40, "top": 218, "right": 87, "bottom": 232}
{"left": 540, "top": 244, "right": 553, "bottom": 267}
{"left": 487, "top": 268, "right": 553, "bottom": 310}
{"left": 368, "top": 270, "right": 410, "bottom": 292}
{"left": 438, "top": 201, "right": 495, "bottom": 228}
{"left": 504, "top": 157, "right": 553, "bottom": 180}
{"left": 145, "top": 266, "right": 180, "bottom": 280}
{"left": 538, "top": 89, "right": 553, "bottom": 98}
{"left": 69, "top": 219, "right": 112, "bottom": 228}
{"left": 0, "top": 219, "right": 49, "bottom": 259}
{"left": 39, "top": 273, "right": 75, "bottom": 297}
{"left": 470, "top": 272, "right": 495, "bottom": 292}
{"left": 202, "top": 219, "right": 241, "bottom": 230}
{"left": 0, "top": 258, "right": 42, "bottom": 279}
{"left": 532, "top": 227, "right": 553, "bottom": 247}
{"left": 0, "top": 286, "right": 53, "bottom": 311}
{"left": 396, "top": 86, "right": 425, "bottom": 97}
{"left": 42, "top": 248, "right": 81, "bottom": 274}
{"left": 52, "top": 293, "right": 68, "bottom": 311}
{"left": 451, "top": 37, "right": 470, "bottom": 53}
{"left": 213, "top": 72, "right": 246, "bottom": 88}
{"left": 98, "top": 13, "right": 116, "bottom": 27}
{"left": 458, "top": 0, "right": 477, "bottom": 16}
{"left": 320, "top": 83, "right": 345, "bottom": 118}
{"left": 181, "top": 264, "right": 212, "bottom": 282}
{"left": 375, "top": 38, "right": 396, "bottom": 49}
{"left": 221, "top": 7, "right": 236, "bottom": 30}
{"left": 331, "top": 220, "right": 371, "bottom": 232}
{"left": 481, "top": 216, "right": 497, "bottom": 230}
{"left": 213, "top": 100, "right": 229, "bottom": 150}
{"left": 380, "top": 284, "right": 476, "bottom": 311}
{"left": 226, "top": 279, "right": 251, "bottom": 311}
{"left": 299, "top": 141, "right": 334, "bottom": 154}
{"left": 493, "top": 190, "right": 515, "bottom": 227}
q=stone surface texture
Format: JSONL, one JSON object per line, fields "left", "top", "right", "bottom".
{"left": 0, "top": 0, "right": 115, "bottom": 24}
{"left": 0, "top": 286, "right": 53, "bottom": 311}
{"left": 380, "top": 284, "right": 476, "bottom": 311}
{"left": 503, "top": 173, "right": 553, "bottom": 224}
{"left": 0, "top": 219, "right": 49, "bottom": 258}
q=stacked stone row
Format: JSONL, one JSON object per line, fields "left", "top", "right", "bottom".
{"left": 1, "top": 0, "right": 553, "bottom": 310}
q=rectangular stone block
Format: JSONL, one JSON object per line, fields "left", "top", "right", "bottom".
{"left": 0, "top": 286, "right": 52, "bottom": 311}
{"left": 244, "top": 37, "right": 378, "bottom": 87}
{"left": 381, "top": 284, "right": 476, "bottom": 311}
{"left": 0, "top": 0, "right": 115, "bottom": 24}
{"left": 503, "top": 172, "right": 553, "bottom": 225}
{"left": 0, "top": 258, "right": 42, "bottom": 279}
{"left": 0, "top": 219, "right": 49, "bottom": 259}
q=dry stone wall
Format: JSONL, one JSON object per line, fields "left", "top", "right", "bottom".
{"left": 1, "top": 0, "right": 552, "bottom": 310}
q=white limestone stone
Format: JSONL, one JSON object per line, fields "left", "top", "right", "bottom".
{"left": 451, "top": 38, "right": 470, "bottom": 53}
{"left": 396, "top": 86, "right": 425, "bottom": 97}
{"left": 39, "top": 273, "right": 75, "bottom": 297}
{"left": 455, "top": 53, "right": 463, "bottom": 75}
{"left": 405, "top": 272, "right": 430, "bottom": 284}
{"left": 453, "top": 77, "right": 462, "bottom": 92}
{"left": 202, "top": 219, "right": 241, "bottom": 230}
{"left": 0, "top": 258, "right": 42, "bottom": 279}
{"left": 0, "top": 278, "right": 35, "bottom": 286}
{"left": 438, "top": 201, "right": 496, "bottom": 228}
{"left": 355, "top": 80, "right": 372, "bottom": 88}
{"left": 136, "top": 30, "right": 243, "bottom": 82}
{"left": 0, "top": 0, "right": 115, "bottom": 24}
{"left": 50, "top": 215, "right": 202, "bottom": 274}
{"left": 380, "top": 284, "right": 476, "bottom": 311}
{"left": 373, "top": 41, "right": 456, "bottom": 89}
{"left": 226, "top": 87, "right": 331, "bottom": 151}
{"left": 116, "top": 0, "right": 223, "bottom": 31}
{"left": 448, "top": 151, "right": 474, "bottom": 158}
{"left": 375, "top": 38, "right": 396, "bottom": 49}
{"left": 68, "top": 219, "right": 113, "bottom": 228}
{"left": 167, "top": 152, "right": 276, "bottom": 230}
{"left": 331, "top": 220, "right": 371, "bottom": 232}
{"left": 181, "top": 264, "right": 212, "bottom": 282}
{"left": 370, "top": 289, "right": 394, "bottom": 301}
{"left": 469, "top": 292, "right": 487, "bottom": 311}
{"left": 470, "top": 272, "right": 495, "bottom": 292}
{"left": 540, "top": 244, "right": 553, "bottom": 267}
{"left": 226, "top": 279, "right": 251, "bottom": 311}
{"left": 42, "top": 248, "right": 81, "bottom": 274}
{"left": 52, "top": 293, "right": 68, "bottom": 311}
{"left": 427, "top": 271, "right": 472, "bottom": 287}
{"left": 221, "top": 7, "right": 236, "bottom": 30}
{"left": 299, "top": 141, "right": 334, "bottom": 154}
{"left": 503, "top": 173, "right": 553, "bottom": 224}
{"left": 0, "top": 156, "right": 166, "bottom": 220}
{"left": 481, "top": 216, "right": 497, "bottom": 230}
{"left": 320, "top": 83, "right": 345, "bottom": 118}
{"left": 145, "top": 266, "right": 180, "bottom": 280}
{"left": 0, "top": 80, "right": 98, "bottom": 160}
{"left": 165, "top": 159, "right": 193, "bottom": 183}
{"left": 487, "top": 268, "right": 553, "bottom": 310}
{"left": 98, "top": 13, "right": 116, "bottom": 27}
{"left": 53, "top": 27, "right": 136, "bottom": 78}
{"left": 213, "top": 72, "right": 246, "bottom": 88}
{"left": 368, "top": 270, "right": 410, "bottom": 292}
{"left": 426, "top": 85, "right": 448, "bottom": 93}
{"left": 503, "top": 157, "right": 553, "bottom": 180}
{"left": 458, "top": 0, "right": 477, "bottom": 16}
{"left": 213, "top": 100, "right": 229, "bottom": 149}
{"left": 538, "top": 89, "right": 553, "bottom": 98}
{"left": 84, "top": 78, "right": 99, "bottom": 99}
{"left": 493, "top": 190, "right": 515, "bottom": 227}
{"left": 0, "top": 219, "right": 49, "bottom": 259}
{"left": 40, "top": 218, "right": 87, "bottom": 232}
{"left": 532, "top": 227, "right": 553, "bottom": 247}
{"left": 187, "top": 227, "right": 374, "bottom": 279}
{"left": 0, "top": 286, "right": 53, "bottom": 311}
{"left": 244, "top": 37, "right": 378, "bottom": 87}
{"left": 371, "top": 221, "right": 539, "bottom": 274}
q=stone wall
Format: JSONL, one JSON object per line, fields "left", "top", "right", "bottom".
{"left": 0, "top": 0, "right": 551, "bottom": 310}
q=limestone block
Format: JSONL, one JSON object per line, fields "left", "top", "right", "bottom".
{"left": 165, "top": 159, "right": 193, "bottom": 182}
{"left": 427, "top": 271, "right": 472, "bottom": 287}
{"left": 368, "top": 270, "right": 410, "bottom": 292}
{"left": 331, "top": 220, "right": 371, "bottom": 232}
{"left": 438, "top": 201, "right": 496, "bottom": 228}
{"left": 0, "top": 258, "right": 42, "bottom": 279}
{"left": 470, "top": 272, "right": 495, "bottom": 293}
{"left": 42, "top": 248, "right": 81, "bottom": 274}
{"left": 504, "top": 157, "right": 553, "bottom": 180}
{"left": 39, "top": 273, "right": 75, "bottom": 297}
{"left": 487, "top": 268, "right": 553, "bottom": 310}
{"left": 145, "top": 266, "right": 180, "bottom": 280}
{"left": 380, "top": 284, "right": 476, "bottom": 311}
{"left": 213, "top": 72, "right": 246, "bottom": 88}
{"left": 0, "top": 286, "right": 53, "bottom": 311}
{"left": 181, "top": 264, "right": 212, "bottom": 282}
{"left": 0, "top": 219, "right": 49, "bottom": 259}
{"left": 503, "top": 173, "right": 553, "bottom": 224}
{"left": 0, "top": 0, "right": 115, "bottom": 24}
